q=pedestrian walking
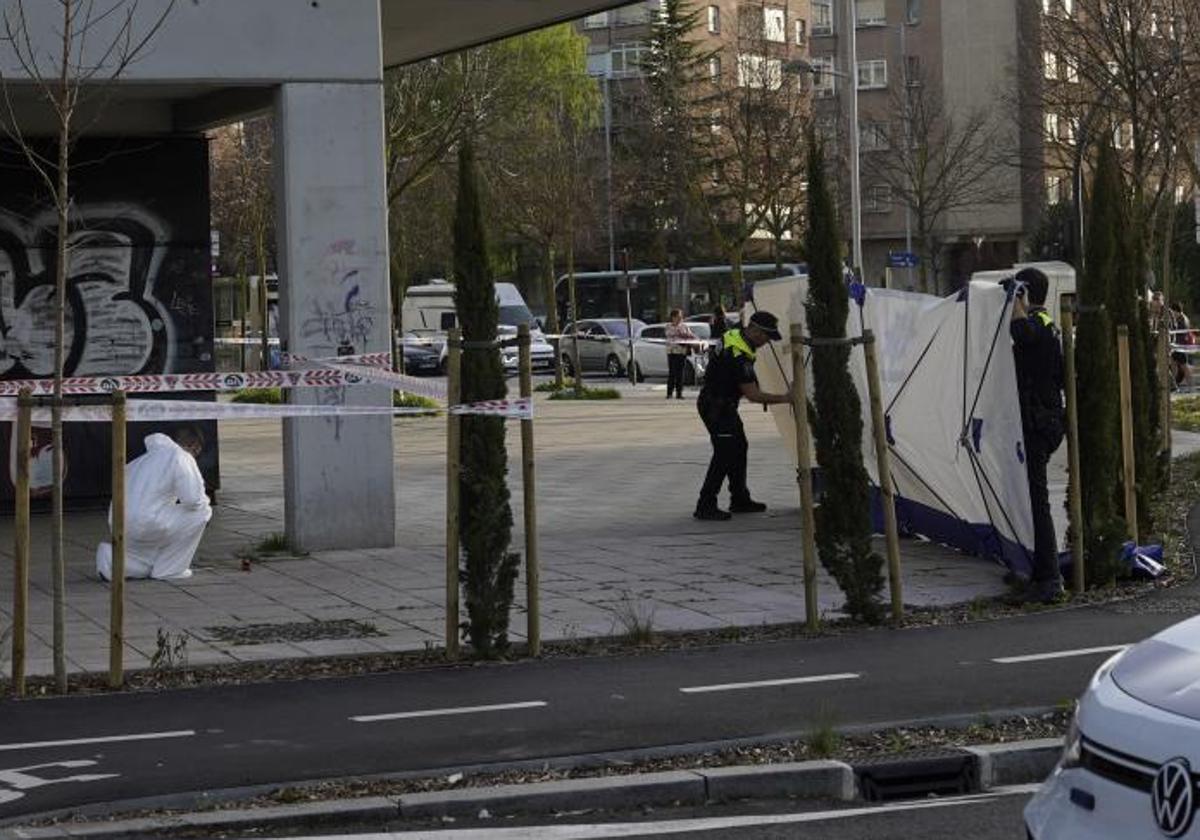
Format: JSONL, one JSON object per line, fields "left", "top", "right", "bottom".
{"left": 665, "top": 309, "right": 696, "bottom": 399}
{"left": 710, "top": 304, "right": 728, "bottom": 341}
{"left": 1007, "top": 268, "right": 1066, "bottom": 604}
{"left": 694, "top": 311, "right": 791, "bottom": 521}
{"left": 1169, "top": 301, "right": 1194, "bottom": 388}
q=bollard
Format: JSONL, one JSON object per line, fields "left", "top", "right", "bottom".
{"left": 862, "top": 331, "right": 903, "bottom": 623}
{"left": 109, "top": 391, "right": 127, "bottom": 688}
{"left": 789, "top": 325, "right": 819, "bottom": 631}
{"left": 518, "top": 325, "right": 540, "bottom": 656}
{"left": 12, "top": 389, "right": 31, "bottom": 696}
{"left": 444, "top": 329, "right": 462, "bottom": 660}
{"left": 1061, "top": 305, "right": 1085, "bottom": 594}
{"left": 1117, "top": 325, "right": 1137, "bottom": 544}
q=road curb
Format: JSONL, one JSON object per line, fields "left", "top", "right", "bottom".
{"left": 9, "top": 740, "right": 1060, "bottom": 838}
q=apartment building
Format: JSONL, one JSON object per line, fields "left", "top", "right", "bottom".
{"left": 809, "top": 0, "right": 1041, "bottom": 290}
{"left": 576, "top": 1, "right": 812, "bottom": 266}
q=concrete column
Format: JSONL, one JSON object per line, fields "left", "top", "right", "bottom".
{"left": 274, "top": 82, "right": 395, "bottom": 551}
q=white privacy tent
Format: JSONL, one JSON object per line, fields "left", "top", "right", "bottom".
{"left": 750, "top": 277, "right": 1037, "bottom": 577}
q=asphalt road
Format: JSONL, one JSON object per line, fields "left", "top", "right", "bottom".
{"left": 2, "top": 582, "right": 1196, "bottom": 824}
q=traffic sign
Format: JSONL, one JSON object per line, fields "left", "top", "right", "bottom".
{"left": 888, "top": 251, "right": 919, "bottom": 269}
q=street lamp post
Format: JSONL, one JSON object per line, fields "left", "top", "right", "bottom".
{"left": 784, "top": 19, "right": 863, "bottom": 280}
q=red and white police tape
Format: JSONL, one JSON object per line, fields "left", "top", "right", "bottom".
{"left": 0, "top": 396, "right": 533, "bottom": 422}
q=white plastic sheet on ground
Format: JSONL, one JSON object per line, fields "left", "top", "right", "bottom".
{"left": 749, "top": 277, "right": 1035, "bottom": 576}
{"left": 96, "top": 433, "right": 212, "bottom": 581}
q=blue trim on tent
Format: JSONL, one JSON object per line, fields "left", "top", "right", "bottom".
{"left": 867, "top": 487, "right": 1034, "bottom": 578}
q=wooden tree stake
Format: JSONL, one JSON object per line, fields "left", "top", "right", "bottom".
{"left": 1061, "top": 304, "right": 1085, "bottom": 593}
{"left": 863, "top": 331, "right": 903, "bottom": 623}
{"left": 109, "top": 391, "right": 127, "bottom": 688}
{"left": 444, "top": 328, "right": 462, "bottom": 659}
{"left": 518, "top": 325, "right": 540, "bottom": 656}
{"left": 12, "top": 389, "right": 32, "bottom": 697}
{"left": 1117, "top": 325, "right": 1137, "bottom": 544}
{"left": 789, "top": 324, "right": 819, "bottom": 630}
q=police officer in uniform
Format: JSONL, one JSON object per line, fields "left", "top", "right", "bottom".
{"left": 694, "top": 311, "right": 792, "bottom": 520}
{"left": 1009, "top": 267, "right": 1066, "bottom": 603}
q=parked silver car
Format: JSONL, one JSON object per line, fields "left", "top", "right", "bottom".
{"left": 631, "top": 322, "right": 710, "bottom": 384}
{"left": 560, "top": 318, "right": 646, "bottom": 377}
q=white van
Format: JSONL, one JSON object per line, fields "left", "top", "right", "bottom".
{"left": 970, "top": 260, "right": 1076, "bottom": 325}
{"left": 400, "top": 280, "right": 555, "bottom": 372}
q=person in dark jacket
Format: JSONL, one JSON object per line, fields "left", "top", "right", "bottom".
{"left": 1008, "top": 267, "right": 1066, "bottom": 603}
{"left": 694, "top": 310, "right": 791, "bottom": 520}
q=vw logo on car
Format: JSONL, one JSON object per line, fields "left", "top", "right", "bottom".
{"left": 1153, "top": 758, "right": 1196, "bottom": 838}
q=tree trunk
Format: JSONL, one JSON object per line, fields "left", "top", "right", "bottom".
{"left": 567, "top": 241, "right": 582, "bottom": 397}
{"left": 730, "top": 245, "right": 744, "bottom": 308}
{"left": 51, "top": 0, "right": 74, "bottom": 694}
{"left": 543, "top": 243, "right": 562, "bottom": 389}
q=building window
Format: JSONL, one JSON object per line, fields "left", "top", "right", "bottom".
{"left": 1046, "top": 174, "right": 1064, "bottom": 205}
{"left": 794, "top": 18, "right": 807, "bottom": 44}
{"left": 1043, "top": 51, "right": 1059, "bottom": 80}
{"left": 610, "top": 42, "right": 650, "bottom": 77}
{"left": 812, "top": 0, "right": 833, "bottom": 35}
{"left": 865, "top": 184, "right": 893, "bottom": 213}
{"left": 710, "top": 108, "right": 722, "bottom": 134}
{"left": 583, "top": 11, "right": 609, "bottom": 28}
{"left": 904, "top": 54, "right": 920, "bottom": 85}
{"left": 906, "top": 0, "right": 921, "bottom": 24}
{"left": 856, "top": 0, "right": 887, "bottom": 27}
{"left": 1044, "top": 112, "right": 1060, "bottom": 142}
{"left": 811, "top": 56, "right": 836, "bottom": 96}
{"left": 1062, "top": 0, "right": 1074, "bottom": 15}
{"left": 709, "top": 55, "right": 722, "bottom": 79}
{"left": 1114, "top": 122, "right": 1133, "bottom": 149}
{"left": 857, "top": 59, "right": 888, "bottom": 89}
{"left": 707, "top": 4, "right": 720, "bottom": 33}
{"left": 860, "top": 121, "right": 890, "bottom": 152}
{"left": 738, "top": 53, "right": 783, "bottom": 89}
{"left": 764, "top": 6, "right": 786, "bottom": 42}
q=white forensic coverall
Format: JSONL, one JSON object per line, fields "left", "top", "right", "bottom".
{"left": 96, "top": 433, "right": 211, "bottom": 581}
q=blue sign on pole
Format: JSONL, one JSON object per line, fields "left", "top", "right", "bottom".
{"left": 888, "top": 251, "right": 919, "bottom": 269}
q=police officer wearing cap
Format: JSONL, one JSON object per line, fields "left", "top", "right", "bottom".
{"left": 694, "top": 310, "right": 792, "bottom": 520}
{"left": 1009, "top": 267, "right": 1066, "bottom": 603}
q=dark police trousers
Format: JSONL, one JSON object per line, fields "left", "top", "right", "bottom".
{"left": 697, "top": 395, "right": 749, "bottom": 508}
{"left": 1023, "top": 429, "right": 1059, "bottom": 584}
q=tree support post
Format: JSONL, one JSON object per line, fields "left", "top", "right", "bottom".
{"left": 12, "top": 389, "right": 32, "bottom": 697}
{"left": 445, "top": 329, "right": 462, "bottom": 660}
{"left": 862, "top": 331, "right": 903, "bottom": 623}
{"left": 1159, "top": 324, "right": 1171, "bottom": 469}
{"left": 1061, "top": 305, "right": 1085, "bottom": 594}
{"left": 109, "top": 391, "right": 127, "bottom": 689}
{"left": 1117, "top": 325, "right": 1137, "bottom": 544}
{"left": 789, "top": 325, "right": 819, "bottom": 631}
{"left": 518, "top": 325, "right": 540, "bottom": 656}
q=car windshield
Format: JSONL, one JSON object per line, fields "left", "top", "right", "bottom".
{"left": 600, "top": 320, "right": 642, "bottom": 337}
{"left": 498, "top": 304, "right": 535, "bottom": 327}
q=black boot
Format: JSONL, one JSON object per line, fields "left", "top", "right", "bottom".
{"left": 694, "top": 503, "right": 732, "bottom": 521}
{"left": 730, "top": 497, "right": 767, "bottom": 513}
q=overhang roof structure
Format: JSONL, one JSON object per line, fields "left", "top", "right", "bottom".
{"left": 381, "top": 0, "right": 628, "bottom": 67}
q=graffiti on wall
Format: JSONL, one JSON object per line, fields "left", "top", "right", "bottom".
{"left": 0, "top": 138, "right": 218, "bottom": 504}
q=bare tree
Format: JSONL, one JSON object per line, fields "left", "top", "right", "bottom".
{"left": 1029, "top": 0, "right": 1194, "bottom": 269}
{"left": 210, "top": 118, "right": 274, "bottom": 369}
{"left": 693, "top": 2, "right": 810, "bottom": 304}
{"left": 0, "top": 0, "right": 174, "bottom": 692}
{"left": 862, "top": 66, "right": 1000, "bottom": 292}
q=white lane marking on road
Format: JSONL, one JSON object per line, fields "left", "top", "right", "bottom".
{"left": 992, "top": 644, "right": 1129, "bottom": 664}
{"left": 0, "top": 760, "right": 120, "bottom": 806}
{"left": 679, "top": 673, "right": 861, "bottom": 694}
{"left": 349, "top": 701, "right": 547, "bottom": 723}
{"left": 295, "top": 784, "right": 1041, "bottom": 839}
{"left": 0, "top": 730, "right": 196, "bottom": 753}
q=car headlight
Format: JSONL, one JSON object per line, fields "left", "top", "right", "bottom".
{"left": 1061, "top": 702, "right": 1082, "bottom": 768}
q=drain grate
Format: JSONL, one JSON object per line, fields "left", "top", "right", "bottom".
{"left": 205, "top": 618, "right": 383, "bottom": 646}
{"left": 854, "top": 749, "right": 978, "bottom": 802}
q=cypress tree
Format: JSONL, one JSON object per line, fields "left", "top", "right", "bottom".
{"left": 1076, "top": 142, "right": 1126, "bottom": 585}
{"left": 804, "top": 137, "right": 883, "bottom": 622}
{"left": 453, "top": 138, "right": 518, "bottom": 656}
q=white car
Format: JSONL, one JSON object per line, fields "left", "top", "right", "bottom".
{"left": 560, "top": 318, "right": 646, "bottom": 378}
{"left": 1025, "top": 616, "right": 1200, "bottom": 838}
{"left": 631, "top": 322, "right": 710, "bottom": 384}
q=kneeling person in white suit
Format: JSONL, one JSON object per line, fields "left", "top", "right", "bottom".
{"left": 97, "top": 428, "right": 211, "bottom": 581}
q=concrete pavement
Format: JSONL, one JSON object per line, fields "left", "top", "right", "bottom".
{"left": 1, "top": 384, "right": 1173, "bottom": 676}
